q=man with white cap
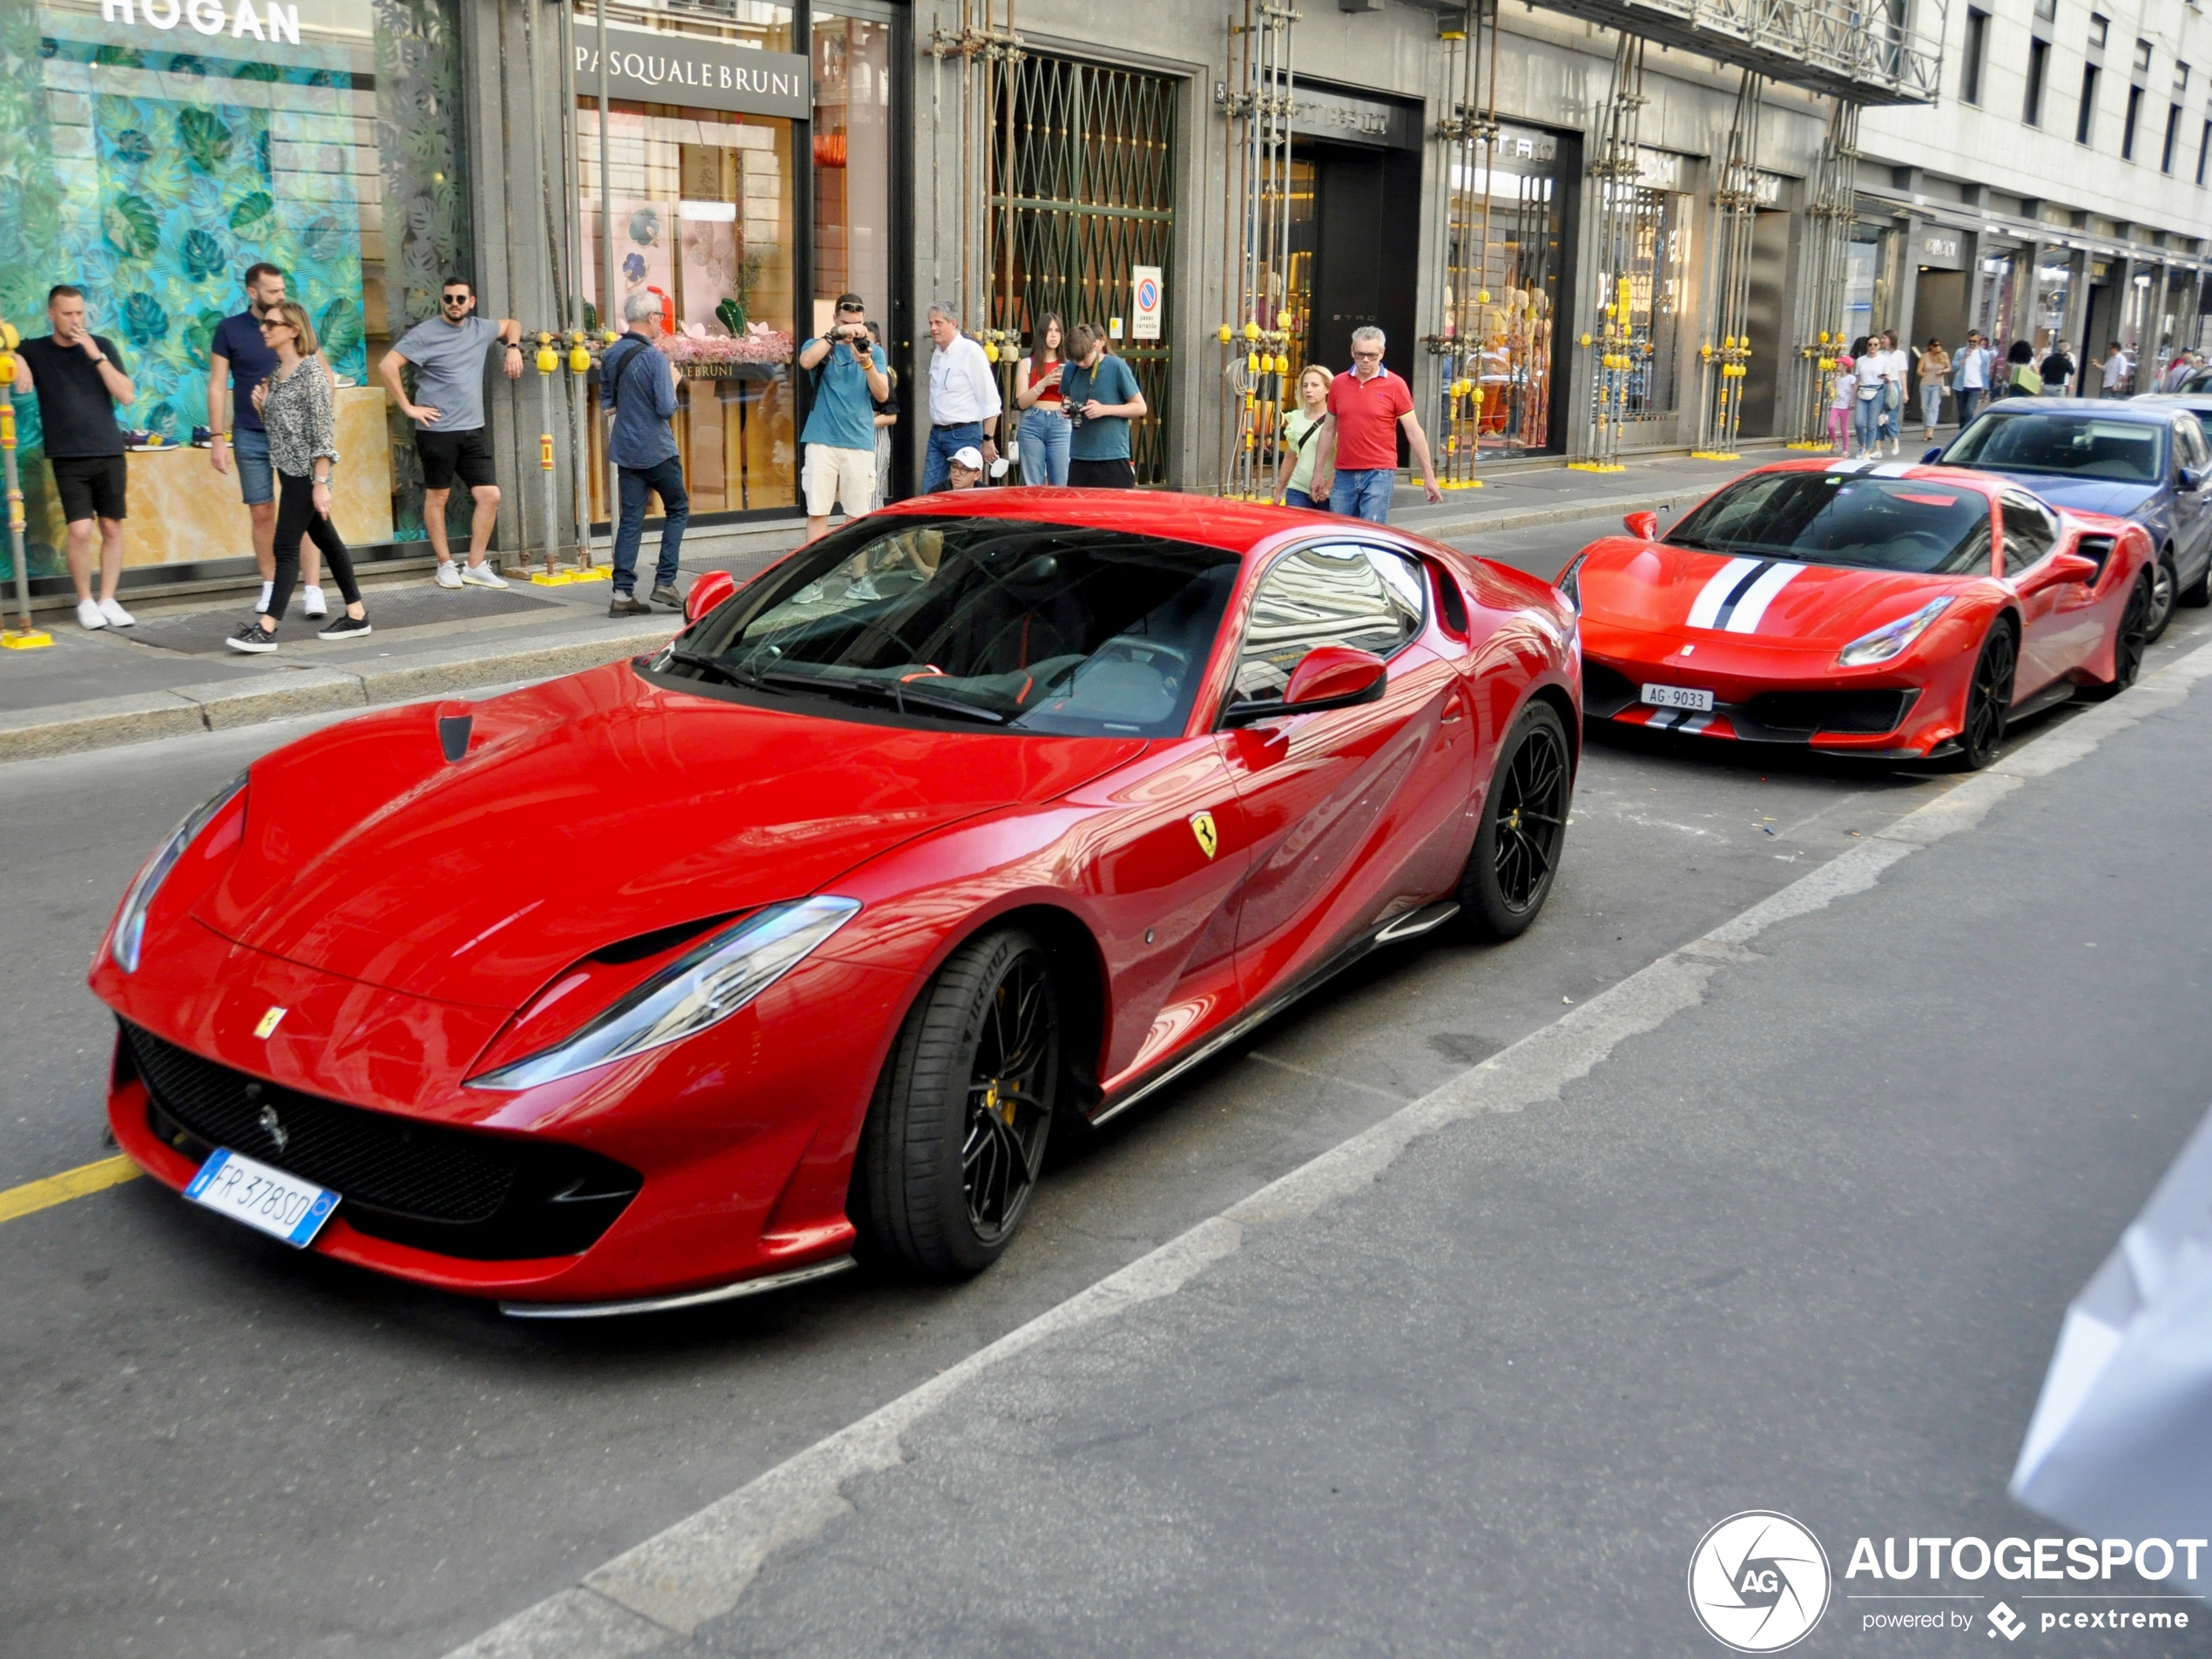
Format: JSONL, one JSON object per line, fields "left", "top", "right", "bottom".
{"left": 943, "top": 446, "right": 985, "bottom": 490}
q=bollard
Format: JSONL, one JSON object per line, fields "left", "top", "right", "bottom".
{"left": 0, "top": 326, "right": 52, "bottom": 650}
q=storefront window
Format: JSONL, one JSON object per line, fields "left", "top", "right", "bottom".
{"left": 811, "top": 6, "right": 892, "bottom": 331}
{"left": 1444, "top": 122, "right": 1568, "bottom": 457}
{"left": 1844, "top": 227, "right": 1883, "bottom": 343}
{"left": 579, "top": 99, "right": 798, "bottom": 515}
{"left": 0, "top": 0, "right": 468, "bottom": 582}
{"left": 2034, "top": 253, "right": 2072, "bottom": 350}
{"left": 1976, "top": 249, "right": 2019, "bottom": 347}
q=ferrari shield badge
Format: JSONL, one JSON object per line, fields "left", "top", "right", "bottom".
{"left": 253, "top": 1006, "right": 287, "bottom": 1040}
{"left": 1189, "top": 811, "right": 1219, "bottom": 860}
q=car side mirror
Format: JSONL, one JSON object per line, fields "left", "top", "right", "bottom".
{"left": 1224, "top": 645, "right": 1387, "bottom": 725}
{"left": 1921, "top": 447, "right": 1944, "bottom": 464}
{"left": 2020, "top": 551, "right": 2101, "bottom": 594}
{"left": 684, "top": 570, "right": 736, "bottom": 623}
{"left": 2180, "top": 465, "right": 2205, "bottom": 492}
{"left": 1622, "top": 509, "right": 1660, "bottom": 541}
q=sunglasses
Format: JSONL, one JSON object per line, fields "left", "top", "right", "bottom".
{"left": 441, "top": 294, "right": 471, "bottom": 307}
{"left": 258, "top": 319, "right": 292, "bottom": 332}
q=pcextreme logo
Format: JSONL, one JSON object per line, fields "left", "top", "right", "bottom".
{"left": 1689, "top": 1511, "right": 1833, "bottom": 1652}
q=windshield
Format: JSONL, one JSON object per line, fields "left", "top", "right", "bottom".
{"left": 1944, "top": 411, "right": 2166, "bottom": 482}
{"left": 1664, "top": 472, "right": 1994, "bottom": 575}
{"left": 657, "top": 516, "right": 1242, "bottom": 736}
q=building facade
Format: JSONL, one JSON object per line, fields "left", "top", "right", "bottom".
{"left": 2, "top": 0, "right": 2209, "bottom": 598}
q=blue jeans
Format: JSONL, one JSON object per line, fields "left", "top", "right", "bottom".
{"left": 614, "top": 456, "right": 688, "bottom": 594}
{"left": 1018, "top": 408, "right": 1070, "bottom": 486}
{"left": 1284, "top": 486, "right": 1317, "bottom": 509}
{"left": 1852, "top": 397, "right": 1881, "bottom": 452}
{"left": 924, "top": 421, "right": 984, "bottom": 493}
{"left": 230, "top": 426, "right": 274, "bottom": 505}
{"left": 1953, "top": 388, "right": 1982, "bottom": 428}
{"left": 1330, "top": 468, "right": 1395, "bottom": 523}
{"left": 1876, "top": 387, "right": 1900, "bottom": 443}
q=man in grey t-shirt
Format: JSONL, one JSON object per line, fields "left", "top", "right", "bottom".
{"left": 378, "top": 277, "right": 523, "bottom": 588}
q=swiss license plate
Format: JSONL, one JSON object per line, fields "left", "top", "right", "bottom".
{"left": 1640, "top": 683, "right": 1715, "bottom": 712}
{"left": 183, "top": 1148, "right": 339, "bottom": 1249}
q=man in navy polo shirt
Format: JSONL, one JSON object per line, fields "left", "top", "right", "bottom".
{"left": 208, "top": 261, "right": 324, "bottom": 616}
{"left": 1310, "top": 326, "right": 1443, "bottom": 524}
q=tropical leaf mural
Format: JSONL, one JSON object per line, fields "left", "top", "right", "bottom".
{"left": 228, "top": 191, "right": 273, "bottom": 233}
{"left": 181, "top": 229, "right": 226, "bottom": 281}
{"left": 176, "top": 106, "right": 233, "bottom": 172}
{"left": 104, "top": 195, "right": 159, "bottom": 260}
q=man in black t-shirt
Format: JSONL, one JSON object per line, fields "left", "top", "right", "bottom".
{"left": 11, "top": 284, "right": 138, "bottom": 630}
{"left": 2040, "top": 341, "right": 2077, "bottom": 398}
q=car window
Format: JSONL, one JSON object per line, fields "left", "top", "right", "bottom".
{"left": 1664, "top": 471, "right": 1995, "bottom": 575}
{"left": 2175, "top": 413, "right": 2210, "bottom": 471}
{"left": 1228, "top": 543, "right": 1426, "bottom": 711}
{"left": 659, "top": 516, "right": 1242, "bottom": 737}
{"left": 1945, "top": 412, "right": 2165, "bottom": 482}
{"left": 2000, "top": 496, "right": 2060, "bottom": 576}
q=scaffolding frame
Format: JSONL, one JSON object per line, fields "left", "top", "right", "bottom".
{"left": 1571, "top": 34, "right": 1649, "bottom": 472}
{"left": 1214, "top": 0, "right": 1299, "bottom": 500}
{"left": 1784, "top": 99, "right": 1861, "bottom": 448}
{"left": 932, "top": 0, "right": 1025, "bottom": 381}
{"left": 1692, "top": 70, "right": 1764, "bottom": 459}
{"left": 1424, "top": 3, "right": 1501, "bottom": 489}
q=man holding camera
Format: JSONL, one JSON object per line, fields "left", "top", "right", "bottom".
{"left": 798, "top": 293, "right": 891, "bottom": 543}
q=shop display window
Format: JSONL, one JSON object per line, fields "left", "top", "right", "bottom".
{"left": 0, "top": 0, "right": 469, "bottom": 582}
{"left": 1443, "top": 123, "right": 1568, "bottom": 457}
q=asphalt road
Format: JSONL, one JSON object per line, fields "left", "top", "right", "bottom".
{"left": 3, "top": 518, "right": 2209, "bottom": 1657}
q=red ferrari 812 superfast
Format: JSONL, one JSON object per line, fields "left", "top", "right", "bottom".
{"left": 91, "top": 490, "right": 1580, "bottom": 1315}
{"left": 1562, "top": 458, "right": 2156, "bottom": 768}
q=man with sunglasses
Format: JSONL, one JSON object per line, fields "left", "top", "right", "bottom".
{"left": 379, "top": 278, "right": 523, "bottom": 588}
{"left": 209, "top": 262, "right": 327, "bottom": 617}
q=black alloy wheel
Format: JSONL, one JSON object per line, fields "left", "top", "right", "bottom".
{"left": 1460, "top": 700, "right": 1573, "bottom": 939}
{"left": 1955, "top": 621, "right": 2017, "bottom": 770}
{"left": 2145, "top": 550, "right": 2177, "bottom": 643}
{"left": 2084, "top": 572, "right": 2153, "bottom": 701}
{"left": 853, "top": 927, "right": 1060, "bottom": 1279}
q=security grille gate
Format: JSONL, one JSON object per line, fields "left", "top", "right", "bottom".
{"left": 990, "top": 55, "right": 1178, "bottom": 485}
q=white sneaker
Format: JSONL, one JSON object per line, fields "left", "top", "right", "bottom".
{"left": 77, "top": 598, "right": 105, "bottom": 631}
{"left": 256, "top": 580, "right": 273, "bottom": 613}
{"left": 460, "top": 562, "right": 509, "bottom": 590}
{"left": 434, "top": 560, "right": 464, "bottom": 590}
{"left": 98, "top": 598, "right": 136, "bottom": 628}
{"left": 302, "top": 585, "right": 328, "bottom": 619}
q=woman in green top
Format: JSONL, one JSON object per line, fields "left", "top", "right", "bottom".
{"left": 1275, "top": 364, "right": 1333, "bottom": 508}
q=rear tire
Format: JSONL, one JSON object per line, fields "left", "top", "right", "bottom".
{"left": 2146, "top": 550, "right": 2177, "bottom": 642}
{"left": 1460, "top": 700, "right": 1572, "bottom": 940}
{"left": 2081, "top": 572, "right": 2153, "bottom": 701}
{"left": 853, "top": 928, "right": 1059, "bottom": 1279}
{"left": 1952, "top": 620, "right": 2016, "bottom": 770}
{"left": 2180, "top": 556, "right": 2211, "bottom": 607}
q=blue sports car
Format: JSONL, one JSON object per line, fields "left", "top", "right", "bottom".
{"left": 1929, "top": 397, "right": 2212, "bottom": 641}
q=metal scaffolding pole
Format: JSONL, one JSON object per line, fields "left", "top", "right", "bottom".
{"left": 1571, "top": 32, "right": 1647, "bottom": 472}
{"left": 1213, "top": 0, "right": 1298, "bottom": 499}
{"left": 1785, "top": 98, "right": 1860, "bottom": 448}
{"left": 1693, "top": 70, "right": 1764, "bottom": 459}
{"left": 1422, "top": 3, "right": 1496, "bottom": 489}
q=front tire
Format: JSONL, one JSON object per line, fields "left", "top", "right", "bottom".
{"left": 1460, "top": 700, "right": 1572, "bottom": 940}
{"left": 2146, "top": 550, "right": 2177, "bottom": 642}
{"left": 854, "top": 927, "right": 1059, "bottom": 1279}
{"left": 1953, "top": 620, "right": 2016, "bottom": 770}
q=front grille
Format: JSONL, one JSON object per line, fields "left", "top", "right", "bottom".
{"left": 1743, "top": 688, "right": 1919, "bottom": 736}
{"left": 123, "top": 1021, "right": 640, "bottom": 1260}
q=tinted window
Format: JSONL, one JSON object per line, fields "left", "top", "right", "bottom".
{"left": 2000, "top": 496, "right": 2060, "bottom": 575}
{"left": 1665, "top": 471, "right": 1995, "bottom": 575}
{"left": 2176, "top": 412, "right": 2211, "bottom": 469}
{"left": 1946, "top": 412, "right": 2166, "bottom": 482}
{"left": 661, "top": 517, "right": 1240, "bottom": 737}
{"left": 1230, "top": 543, "right": 1426, "bottom": 711}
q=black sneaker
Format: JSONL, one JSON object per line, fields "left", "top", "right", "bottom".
{"left": 610, "top": 591, "right": 653, "bottom": 617}
{"left": 650, "top": 583, "right": 684, "bottom": 610}
{"left": 226, "top": 620, "right": 278, "bottom": 654}
{"left": 315, "top": 614, "right": 372, "bottom": 641}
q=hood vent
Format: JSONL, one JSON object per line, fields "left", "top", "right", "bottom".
{"left": 438, "top": 714, "right": 474, "bottom": 764}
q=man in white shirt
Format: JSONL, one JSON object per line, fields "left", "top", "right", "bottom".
{"left": 1952, "top": 330, "right": 1991, "bottom": 428}
{"left": 923, "top": 301, "right": 1002, "bottom": 492}
{"left": 2101, "top": 343, "right": 2130, "bottom": 397}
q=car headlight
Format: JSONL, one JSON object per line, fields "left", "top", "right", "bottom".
{"left": 1836, "top": 597, "right": 1954, "bottom": 667}
{"left": 1555, "top": 554, "right": 1586, "bottom": 616}
{"left": 468, "top": 895, "right": 863, "bottom": 1090}
{"left": 111, "top": 772, "right": 248, "bottom": 974}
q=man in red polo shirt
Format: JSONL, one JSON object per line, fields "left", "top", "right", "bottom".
{"left": 1311, "top": 325, "right": 1442, "bottom": 523}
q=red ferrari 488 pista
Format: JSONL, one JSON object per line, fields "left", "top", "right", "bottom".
{"left": 91, "top": 491, "right": 1579, "bottom": 1315}
{"left": 1562, "top": 459, "right": 2155, "bottom": 767}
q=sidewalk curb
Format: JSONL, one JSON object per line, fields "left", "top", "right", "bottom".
{"left": 0, "top": 622, "right": 675, "bottom": 764}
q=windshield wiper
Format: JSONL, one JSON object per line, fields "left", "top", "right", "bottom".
{"left": 660, "top": 648, "right": 783, "bottom": 692}
{"left": 754, "top": 668, "right": 1008, "bottom": 725}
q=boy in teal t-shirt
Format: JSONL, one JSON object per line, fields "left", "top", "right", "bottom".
{"left": 1062, "top": 321, "right": 1147, "bottom": 489}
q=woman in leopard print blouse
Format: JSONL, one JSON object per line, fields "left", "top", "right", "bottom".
{"left": 226, "top": 302, "right": 371, "bottom": 653}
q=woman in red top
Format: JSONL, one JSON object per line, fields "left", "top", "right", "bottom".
{"left": 1015, "top": 314, "right": 1070, "bottom": 487}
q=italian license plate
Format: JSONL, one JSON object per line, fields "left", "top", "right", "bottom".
{"left": 183, "top": 1148, "right": 340, "bottom": 1249}
{"left": 1640, "top": 683, "right": 1715, "bottom": 712}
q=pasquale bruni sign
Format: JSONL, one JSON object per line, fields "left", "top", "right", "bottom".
{"left": 574, "top": 22, "right": 809, "bottom": 120}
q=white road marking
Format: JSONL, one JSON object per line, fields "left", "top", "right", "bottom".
{"left": 443, "top": 638, "right": 2212, "bottom": 1659}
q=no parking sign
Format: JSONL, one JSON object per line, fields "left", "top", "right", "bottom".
{"left": 1131, "top": 266, "right": 1162, "bottom": 341}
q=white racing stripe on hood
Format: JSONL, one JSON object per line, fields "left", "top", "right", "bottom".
{"left": 1686, "top": 557, "right": 1767, "bottom": 629}
{"left": 1721, "top": 560, "right": 1805, "bottom": 634}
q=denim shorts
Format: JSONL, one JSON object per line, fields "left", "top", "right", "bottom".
{"left": 231, "top": 426, "right": 274, "bottom": 506}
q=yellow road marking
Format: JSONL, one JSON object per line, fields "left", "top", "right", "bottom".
{"left": 0, "top": 1155, "right": 142, "bottom": 1224}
